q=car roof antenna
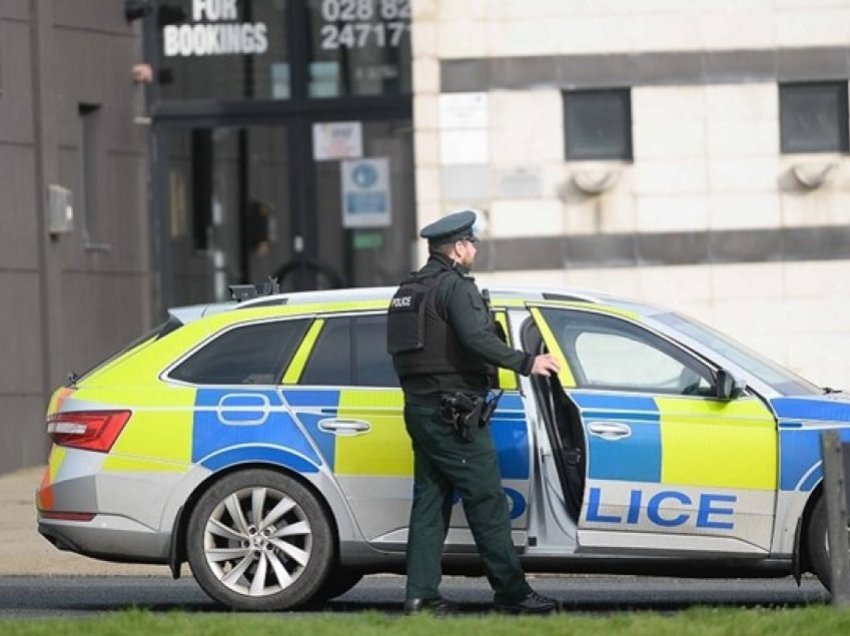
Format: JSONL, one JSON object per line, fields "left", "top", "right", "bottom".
{"left": 229, "top": 277, "right": 281, "bottom": 303}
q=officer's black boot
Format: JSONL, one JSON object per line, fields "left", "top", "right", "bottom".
{"left": 494, "top": 590, "right": 559, "bottom": 614}
{"left": 404, "top": 596, "right": 460, "bottom": 615}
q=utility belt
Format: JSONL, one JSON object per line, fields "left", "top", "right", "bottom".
{"left": 439, "top": 390, "right": 503, "bottom": 442}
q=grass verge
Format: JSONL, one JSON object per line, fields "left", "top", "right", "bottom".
{"left": 2, "top": 606, "right": 850, "bottom": 636}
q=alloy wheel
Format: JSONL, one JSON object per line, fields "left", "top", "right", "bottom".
{"left": 203, "top": 486, "right": 313, "bottom": 597}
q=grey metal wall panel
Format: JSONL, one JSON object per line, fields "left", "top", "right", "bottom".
{"left": 51, "top": 30, "right": 139, "bottom": 118}
{"left": 104, "top": 153, "right": 149, "bottom": 272}
{"left": 55, "top": 149, "right": 149, "bottom": 274}
{"left": 0, "top": 396, "right": 50, "bottom": 473}
{"left": 0, "top": 144, "right": 39, "bottom": 269}
{"left": 0, "top": 19, "right": 35, "bottom": 144}
{"left": 0, "top": 0, "right": 148, "bottom": 474}
{"left": 52, "top": 0, "right": 132, "bottom": 33}
{"left": 0, "top": 1, "right": 28, "bottom": 21}
{"left": 0, "top": 272, "right": 43, "bottom": 393}
{"left": 60, "top": 271, "right": 150, "bottom": 380}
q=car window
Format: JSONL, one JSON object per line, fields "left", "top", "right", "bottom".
{"left": 354, "top": 314, "right": 399, "bottom": 387}
{"left": 301, "top": 317, "right": 352, "bottom": 386}
{"left": 653, "top": 311, "right": 821, "bottom": 396}
{"left": 170, "top": 319, "right": 309, "bottom": 385}
{"left": 540, "top": 308, "right": 714, "bottom": 395}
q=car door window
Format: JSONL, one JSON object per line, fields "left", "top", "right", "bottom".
{"left": 540, "top": 308, "right": 713, "bottom": 395}
{"left": 300, "top": 317, "right": 352, "bottom": 386}
{"left": 354, "top": 315, "right": 399, "bottom": 387}
{"left": 169, "top": 318, "right": 309, "bottom": 385}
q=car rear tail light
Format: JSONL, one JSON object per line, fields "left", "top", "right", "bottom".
{"left": 46, "top": 410, "right": 131, "bottom": 452}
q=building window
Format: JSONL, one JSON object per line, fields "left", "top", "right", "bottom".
{"left": 305, "top": 0, "right": 412, "bottom": 97}
{"left": 780, "top": 82, "right": 849, "bottom": 154}
{"left": 159, "top": 0, "right": 290, "bottom": 101}
{"left": 563, "top": 89, "right": 632, "bottom": 161}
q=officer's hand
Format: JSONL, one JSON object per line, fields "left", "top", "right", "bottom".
{"left": 531, "top": 353, "right": 560, "bottom": 376}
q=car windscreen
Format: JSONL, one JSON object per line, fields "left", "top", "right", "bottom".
{"left": 653, "top": 312, "right": 821, "bottom": 396}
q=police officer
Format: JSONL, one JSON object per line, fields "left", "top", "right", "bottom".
{"left": 386, "top": 209, "right": 561, "bottom": 614}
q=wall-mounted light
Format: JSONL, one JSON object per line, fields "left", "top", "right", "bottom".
{"left": 571, "top": 167, "right": 621, "bottom": 196}
{"left": 790, "top": 162, "right": 838, "bottom": 190}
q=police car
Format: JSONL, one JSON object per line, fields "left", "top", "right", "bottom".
{"left": 37, "top": 284, "right": 848, "bottom": 610}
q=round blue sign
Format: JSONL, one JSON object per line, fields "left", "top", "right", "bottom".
{"left": 352, "top": 163, "right": 378, "bottom": 188}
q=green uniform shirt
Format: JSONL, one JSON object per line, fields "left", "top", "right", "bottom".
{"left": 401, "top": 253, "right": 534, "bottom": 399}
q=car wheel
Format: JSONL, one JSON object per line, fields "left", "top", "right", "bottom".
{"left": 806, "top": 495, "right": 850, "bottom": 592}
{"left": 186, "top": 469, "right": 333, "bottom": 610}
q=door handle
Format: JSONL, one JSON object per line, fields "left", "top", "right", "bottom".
{"left": 318, "top": 419, "right": 372, "bottom": 435}
{"left": 587, "top": 421, "right": 632, "bottom": 440}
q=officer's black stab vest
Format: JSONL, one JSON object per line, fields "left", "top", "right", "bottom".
{"left": 387, "top": 268, "right": 493, "bottom": 379}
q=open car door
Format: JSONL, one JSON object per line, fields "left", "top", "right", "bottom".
{"left": 527, "top": 303, "right": 778, "bottom": 557}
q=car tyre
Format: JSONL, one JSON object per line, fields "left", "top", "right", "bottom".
{"left": 187, "top": 468, "right": 333, "bottom": 610}
{"left": 308, "top": 568, "right": 364, "bottom": 606}
{"left": 806, "top": 495, "right": 846, "bottom": 592}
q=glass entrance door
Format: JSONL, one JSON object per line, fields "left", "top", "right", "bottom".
{"left": 165, "top": 125, "right": 293, "bottom": 305}
{"left": 161, "top": 115, "right": 415, "bottom": 307}
{"left": 313, "top": 118, "right": 416, "bottom": 288}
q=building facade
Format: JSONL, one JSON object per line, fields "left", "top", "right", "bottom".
{"left": 145, "top": 0, "right": 416, "bottom": 308}
{"left": 0, "top": 0, "right": 417, "bottom": 474}
{"left": 412, "top": 0, "right": 850, "bottom": 388}
{"left": 3, "top": 0, "right": 850, "bottom": 474}
{"left": 0, "top": 1, "right": 150, "bottom": 473}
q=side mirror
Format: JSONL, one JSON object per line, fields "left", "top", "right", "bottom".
{"left": 716, "top": 368, "right": 746, "bottom": 400}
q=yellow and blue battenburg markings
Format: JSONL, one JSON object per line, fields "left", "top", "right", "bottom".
{"left": 335, "top": 390, "right": 410, "bottom": 476}
{"left": 281, "top": 388, "right": 412, "bottom": 477}
{"left": 442, "top": 392, "right": 529, "bottom": 519}
{"left": 576, "top": 393, "right": 662, "bottom": 482}
{"left": 189, "top": 387, "right": 530, "bottom": 488}
{"left": 493, "top": 312, "right": 518, "bottom": 391}
{"left": 489, "top": 393, "right": 530, "bottom": 481}
{"left": 577, "top": 391, "right": 778, "bottom": 532}
{"left": 574, "top": 391, "right": 776, "bottom": 489}
{"left": 192, "top": 388, "right": 322, "bottom": 473}
{"left": 281, "top": 389, "right": 342, "bottom": 469}
{"left": 279, "top": 389, "right": 529, "bottom": 480}
{"left": 529, "top": 307, "right": 576, "bottom": 387}
{"left": 773, "top": 397, "right": 850, "bottom": 492}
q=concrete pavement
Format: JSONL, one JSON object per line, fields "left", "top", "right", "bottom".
{"left": 0, "top": 466, "right": 169, "bottom": 576}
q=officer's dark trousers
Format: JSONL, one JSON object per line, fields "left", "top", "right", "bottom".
{"left": 403, "top": 403, "right": 532, "bottom": 603}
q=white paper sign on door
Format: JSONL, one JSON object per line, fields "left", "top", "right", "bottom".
{"left": 313, "top": 121, "right": 363, "bottom": 161}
